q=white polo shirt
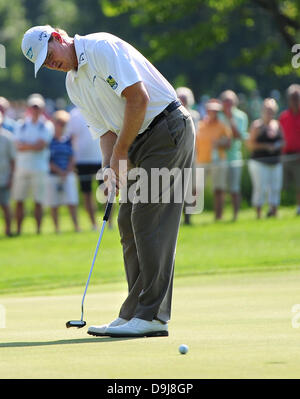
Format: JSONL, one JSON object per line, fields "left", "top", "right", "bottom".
{"left": 65, "top": 32, "right": 177, "bottom": 139}
{"left": 15, "top": 116, "right": 54, "bottom": 173}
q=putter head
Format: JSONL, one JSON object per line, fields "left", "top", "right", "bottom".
{"left": 66, "top": 320, "right": 86, "bottom": 329}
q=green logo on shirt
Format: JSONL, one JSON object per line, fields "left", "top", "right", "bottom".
{"left": 106, "top": 75, "right": 118, "bottom": 90}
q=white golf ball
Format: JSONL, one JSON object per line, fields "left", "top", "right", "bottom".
{"left": 179, "top": 344, "right": 189, "bottom": 354}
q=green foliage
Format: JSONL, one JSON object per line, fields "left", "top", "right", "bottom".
{"left": 1, "top": 0, "right": 300, "bottom": 100}
{"left": 101, "top": 0, "right": 300, "bottom": 97}
{"left": 237, "top": 75, "right": 257, "bottom": 92}
{"left": 40, "top": 0, "right": 78, "bottom": 28}
{"left": 0, "top": 0, "right": 28, "bottom": 97}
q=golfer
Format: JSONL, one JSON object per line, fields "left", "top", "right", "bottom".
{"left": 21, "top": 25, "right": 195, "bottom": 337}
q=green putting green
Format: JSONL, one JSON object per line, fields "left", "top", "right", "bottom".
{"left": 1, "top": 271, "right": 300, "bottom": 379}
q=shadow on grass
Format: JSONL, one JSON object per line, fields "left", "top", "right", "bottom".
{"left": 0, "top": 337, "right": 141, "bottom": 348}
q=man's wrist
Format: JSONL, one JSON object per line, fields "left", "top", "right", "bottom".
{"left": 113, "top": 141, "right": 129, "bottom": 156}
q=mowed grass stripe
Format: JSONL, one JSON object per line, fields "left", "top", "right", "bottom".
{"left": 0, "top": 207, "right": 299, "bottom": 294}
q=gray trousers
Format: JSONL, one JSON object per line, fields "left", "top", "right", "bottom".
{"left": 118, "top": 106, "right": 195, "bottom": 323}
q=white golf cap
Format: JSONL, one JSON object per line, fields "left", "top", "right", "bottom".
{"left": 206, "top": 99, "right": 222, "bottom": 111}
{"left": 21, "top": 25, "right": 55, "bottom": 77}
{"left": 27, "top": 93, "right": 46, "bottom": 108}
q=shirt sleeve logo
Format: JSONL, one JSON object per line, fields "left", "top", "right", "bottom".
{"left": 106, "top": 75, "right": 118, "bottom": 90}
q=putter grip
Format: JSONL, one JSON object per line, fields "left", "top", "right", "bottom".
{"left": 103, "top": 188, "right": 115, "bottom": 221}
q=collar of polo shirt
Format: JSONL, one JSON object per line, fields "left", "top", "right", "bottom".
{"left": 71, "top": 35, "right": 87, "bottom": 78}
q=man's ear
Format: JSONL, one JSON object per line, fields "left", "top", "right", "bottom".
{"left": 51, "top": 32, "right": 63, "bottom": 43}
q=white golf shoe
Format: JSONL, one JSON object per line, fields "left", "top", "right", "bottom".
{"left": 105, "top": 318, "right": 169, "bottom": 338}
{"left": 87, "top": 317, "right": 128, "bottom": 336}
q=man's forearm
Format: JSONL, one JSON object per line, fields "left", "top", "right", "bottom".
{"left": 114, "top": 97, "right": 148, "bottom": 155}
{"left": 113, "top": 82, "right": 149, "bottom": 157}
{"left": 17, "top": 140, "right": 47, "bottom": 151}
{"left": 100, "top": 130, "right": 118, "bottom": 167}
{"left": 17, "top": 142, "right": 34, "bottom": 151}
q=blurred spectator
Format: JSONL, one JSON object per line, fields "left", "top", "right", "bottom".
{"left": 0, "top": 112, "right": 16, "bottom": 237}
{"left": 0, "top": 97, "right": 17, "bottom": 134}
{"left": 196, "top": 99, "right": 231, "bottom": 220}
{"left": 65, "top": 107, "right": 105, "bottom": 230}
{"left": 219, "top": 90, "right": 248, "bottom": 221}
{"left": 197, "top": 94, "right": 209, "bottom": 120}
{"left": 6, "top": 100, "right": 27, "bottom": 121}
{"left": 176, "top": 87, "right": 201, "bottom": 129}
{"left": 279, "top": 84, "right": 300, "bottom": 215}
{"left": 176, "top": 87, "right": 200, "bottom": 225}
{"left": 47, "top": 110, "right": 80, "bottom": 233}
{"left": 248, "top": 98, "right": 284, "bottom": 219}
{"left": 270, "top": 89, "right": 283, "bottom": 113}
{"left": 12, "top": 94, "right": 54, "bottom": 235}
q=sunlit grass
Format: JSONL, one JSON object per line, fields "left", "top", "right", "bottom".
{"left": 0, "top": 206, "right": 299, "bottom": 294}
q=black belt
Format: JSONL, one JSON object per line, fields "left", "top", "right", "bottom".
{"left": 142, "top": 100, "right": 182, "bottom": 135}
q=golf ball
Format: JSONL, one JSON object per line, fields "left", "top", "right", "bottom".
{"left": 179, "top": 344, "right": 189, "bottom": 354}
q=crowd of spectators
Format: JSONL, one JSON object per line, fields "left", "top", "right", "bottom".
{"left": 0, "top": 83, "right": 300, "bottom": 236}
{"left": 0, "top": 93, "right": 104, "bottom": 236}
{"left": 177, "top": 84, "right": 300, "bottom": 223}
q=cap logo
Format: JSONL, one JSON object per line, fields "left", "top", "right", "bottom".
{"left": 26, "top": 47, "right": 34, "bottom": 60}
{"left": 38, "top": 31, "right": 48, "bottom": 41}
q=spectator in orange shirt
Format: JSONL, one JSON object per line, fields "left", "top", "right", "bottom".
{"left": 196, "top": 99, "right": 231, "bottom": 220}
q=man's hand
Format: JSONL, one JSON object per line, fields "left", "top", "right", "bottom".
{"left": 103, "top": 145, "right": 134, "bottom": 197}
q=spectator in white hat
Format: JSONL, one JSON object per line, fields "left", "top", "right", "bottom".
{"left": 196, "top": 99, "right": 232, "bottom": 220}
{"left": 12, "top": 93, "right": 54, "bottom": 235}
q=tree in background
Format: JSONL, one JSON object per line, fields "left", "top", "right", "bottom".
{"left": 0, "top": 0, "right": 27, "bottom": 98}
{"left": 0, "top": 0, "right": 142, "bottom": 100}
{"left": 1, "top": 0, "right": 300, "bottom": 101}
{"left": 101, "top": 0, "right": 300, "bottom": 98}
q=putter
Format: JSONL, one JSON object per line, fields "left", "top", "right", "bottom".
{"left": 66, "top": 187, "right": 115, "bottom": 328}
